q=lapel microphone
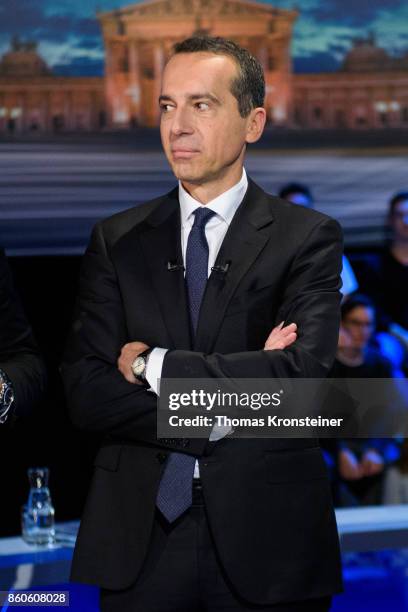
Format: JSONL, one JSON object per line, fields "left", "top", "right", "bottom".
{"left": 211, "top": 261, "right": 231, "bottom": 276}
{"left": 167, "top": 260, "right": 185, "bottom": 272}
{"left": 167, "top": 260, "right": 230, "bottom": 274}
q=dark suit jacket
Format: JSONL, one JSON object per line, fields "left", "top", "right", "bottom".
{"left": 0, "top": 249, "right": 46, "bottom": 419}
{"left": 61, "top": 179, "right": 344, "bottom": 605}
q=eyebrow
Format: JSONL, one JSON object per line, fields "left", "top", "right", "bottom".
{"left": 159, "top": 93, "right": 221, "bottom": 105}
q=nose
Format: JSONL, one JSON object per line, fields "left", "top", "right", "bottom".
{"left": 170, "top": 106, "right": 194, "bottom": 138}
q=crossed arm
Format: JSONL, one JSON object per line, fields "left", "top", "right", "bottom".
{"left": 61, "top": 217, "right": 343, "bottom": 451}
{"left": 117, "top": 322, "right": 298, "bottom": 386}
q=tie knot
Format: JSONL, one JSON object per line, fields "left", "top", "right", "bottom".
{"left": 192, "top": 207, "right": 216, "bottom": 229}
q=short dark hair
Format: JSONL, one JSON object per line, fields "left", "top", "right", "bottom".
{"left": 279, "top": 183, "right": 314, "bottom": 203}
{"left": 341, "top": 293, "right": 376, "bottom": 321}
{"left": 388, "top": 191, "right": 408, "bottom": 217}
{"left": 172, "top": 36, "right": 265, "bottom": 118}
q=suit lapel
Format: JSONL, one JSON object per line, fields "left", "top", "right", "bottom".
{"left": 134, "top": 179, "right": 274, "bottom": 354}
{"left": 194, "top": 180, "right": 275, "bottom": 353}
{"left": 137, "top": 189, "right": 192, "bottom": 350}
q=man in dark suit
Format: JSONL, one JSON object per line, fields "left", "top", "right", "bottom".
{"left": 62, "top": 37, "right": 343, "bottom": 611}
{"left": 0, "top": 248, "right": 46, "bottom": 423}
{"left": 0, "top": 248, "right": 47, "bottom": 536}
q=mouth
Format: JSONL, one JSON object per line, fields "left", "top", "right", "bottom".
{"left": 171, "top": 149, "right": 199, "bottom": 160}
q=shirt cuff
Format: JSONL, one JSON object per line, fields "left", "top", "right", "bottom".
{"left": 145, "top": 348, "right": 168, "bottom": 395}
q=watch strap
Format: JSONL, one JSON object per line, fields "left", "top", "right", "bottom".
{"left": 0, "top": 368, "right": 14, "bottom": 424}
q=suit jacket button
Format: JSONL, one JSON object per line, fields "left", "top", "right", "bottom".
{"left": 156, "top": 453, "right": 168, "bottom": 464}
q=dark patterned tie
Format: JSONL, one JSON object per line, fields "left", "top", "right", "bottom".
{"left": 156, "top": 207, "right": 216, "bottom": 523}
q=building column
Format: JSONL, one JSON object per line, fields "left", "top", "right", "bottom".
{"left": 128, "top": 39, "right": 141, "bottom": 123}
{"left": 63, "top": 90, "right": 70, "bottom": 131}
{"left": 17, "top": 92, "right": 25, "bottom": 133}
{"left": 258, "top": 42, "right": 268, "bottom": 74}
{"left": 105, "top": 41, "right": 116, "bottom": 128}
{"left": 105, "top": 40, "right": 115, "bottom": 76}
{"left": 0, "top": 93, "right": 4, "bottom": 133}
{"left": 153, "top": 42, "right": 165, "bottom": 125}
{"left": 42, "top": 91, "right": 50, "bottom": 133}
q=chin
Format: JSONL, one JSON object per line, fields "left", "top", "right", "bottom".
{"left": 172, "top": 166, "right": 203, "bottom": 184}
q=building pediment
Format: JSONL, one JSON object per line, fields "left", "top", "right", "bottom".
{"left": 99, "top": 0, "right": 292, "bottom": 21}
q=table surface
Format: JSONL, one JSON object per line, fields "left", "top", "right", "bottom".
{"left": 1, "top": 510, "right": 408, "bottom": 610}
{"left": 1, "top": 506, "right": 408, "bottom": 563}
{"left": 336, "top": 505, "right": 408, "bottom": 533}
{"left": 0, "top": 522, "right": 78, "bottom": 568}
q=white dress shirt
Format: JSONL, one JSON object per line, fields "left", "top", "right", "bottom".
{"left": 146, "top": 168, "right": 248, "bottom": 476}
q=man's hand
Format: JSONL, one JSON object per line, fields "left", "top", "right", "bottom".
{"left": 264, "top": 322, "right": 297, "bottom": 351}
{"left": 338, "top": 448, "right": 363, "bottom": 481}
{"left": 118, "top": 341, "right": 149, "bottom": 384}
{"left": 118, "top": 322, "right": 297, "bottom": 384}
{"left": 361, "top": 449, "right": 384, "bottom": 477}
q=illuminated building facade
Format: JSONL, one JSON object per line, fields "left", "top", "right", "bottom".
{"left": 1, "top": 4, "right": 407, "bottom": 133}
{"left": 0, "top": 36, "right": 105, "bottom": 134}
{"left": 293, "top": 36, "right": 408, "bottom": 129}
{"left": 98, "top": 0, "right": 297, "bottom": 128}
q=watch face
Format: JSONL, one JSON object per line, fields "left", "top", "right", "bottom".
{"left": 132, "top": 356, "right": 145, "bottom": 376}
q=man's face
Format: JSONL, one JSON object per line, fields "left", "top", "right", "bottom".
{"left": 159, "top": 52, "right": 254, "bottom": 185}
{"left": 391, "top": 199, "right": 408, "bottom": 242}
{"left": 342, "top": 305, "right": 375, "bottom": 350}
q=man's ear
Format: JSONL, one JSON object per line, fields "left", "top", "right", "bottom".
{"left": 246, "top": 107, "right": 267, "bottom": 144}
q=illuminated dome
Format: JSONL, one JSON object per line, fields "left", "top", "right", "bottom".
{"left": 341, "top": 35, "right": 391, "bottom": 72}
{"left": 0, "top": 36, "right": 51, "bottom": 77}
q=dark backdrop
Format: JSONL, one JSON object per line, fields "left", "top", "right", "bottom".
{"left": 3, "top": 255, "right": 98, "bottom": 537}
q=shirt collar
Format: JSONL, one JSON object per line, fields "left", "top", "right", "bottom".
{"left": 179, "top": 168, "right": 248, "bottom": 227}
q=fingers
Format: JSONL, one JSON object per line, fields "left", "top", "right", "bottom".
{"left": 342, "top": 467, "right": 362, "bottom": 480}
{"left": 338, "top": 450, "right": 363, "bottom": 480}
{"left": 264, "top": 322, "right": 297, "bottom": 351}
{"left": 361, "top": 462, "right": 377, "bottom": 477}
{"left": 340, "top": 463, "right": 362, "bottom": 480}
{"left": 271, "top": 322, "right": 297, "bottom": 337}
{"left": 117, "top": 341, "right": 149, "bottom": 384}
{"left": 264, "top": 334, "right": 297, "bottom": 351}
{"left": 361, "top": 452, "right": 384, "bottom": 476}
{"left": 269, "top": 332, "right": 297, "bottom": 350}
{"left": 362, "top": 463, "right": 380, "bottom": 477}
{"left": 118, "top": 350, "right": 137, "bottom": 384}
{"left": 269, "top": 322, "right": 296, "bottom": 337}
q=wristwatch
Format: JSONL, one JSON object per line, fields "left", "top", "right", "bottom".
{"left": 0, "top": 368, "right": 15, "bottom": 424}
{"left": 131, "top": 348, "right": 153, "bottom": 384}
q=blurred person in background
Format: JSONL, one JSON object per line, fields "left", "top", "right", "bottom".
{"left": 279, "top": 183, "right": 358, "bottom": 299}
{"left": 353, "top": 191, "right": 408, "bottom": 375}
{"left": 330, "top": 294, "right": 401, "bottom": 506}
{"left": 0, "top": 247, "right": 47, "bottom": 535}
{"left": 279, "top": 183, "right": 361, "bottom": 490}
{"left": 383, "top": 439, "right": 408, "bottom": 504}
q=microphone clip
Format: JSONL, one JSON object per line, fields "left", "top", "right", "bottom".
{"left": 211, "top": 261, "right": 231, "bottom": 276}
{"left": 167, "top": 260, "right": 185, "bottom": 272}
